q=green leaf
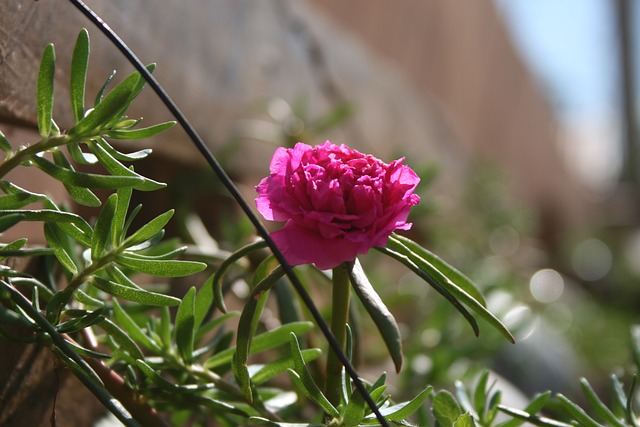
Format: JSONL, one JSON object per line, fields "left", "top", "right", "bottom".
{"left": 37, "top": 44, "right": 55, "bottom": 137}
{"left": 433, "top": 390, "right": 463, "bottom": 427}
{"left": 556, "top": 394, "right": 600, "bottom": 427}
{"left": 0, "top": 192, "right": 47, "bottom": 210}
{"left": 454, "top": 413, "right": 477, "bottom": 427}
{"left": 251, "top": 348, "right": 322, "bottom": 385}
{"left": 343, "top": 386, "right": 367, "bottom": 426}
{"left": 0, "top": 213, "right": 24, "bottom": 232}
{"left": 91, "top": 194, "right": 117, "bottom": 261}
{"left": 391, "top": 235, "right": 486, "bottom": 305}
{"left": 90, "top": 276, "right": 180, "bottom": 306}
{"left": 381, "top": 241, "right": 515, "bottom": 343}
{"left": 70, "top": 68, "right": 141, "bottom": 136}
{"left": 376, "top": 245, "right": 479, "bottom": 337}
{"left": 111, "top": 300, "right": 159, "bottom": 353}
{"left": 579, "top": 378, "right": 625, "bottom": 427}
{"left": 95, "top": 138, "right": 151, "bottom": 161}
{"left": 211, "top": 239, "right": 268, "bottom": 313}
{"left": 175, "top": 287, "right": 196, "bottom": 364}
{"left": 349, "top": 258, "right": 402, "bottom": 373}
{"left": 64, "top": 339, "right": 110, "bottom": 359}
{"left": 498, "top": 405, "right": 573, "bottom": 427}
{"left": 52, "top": 150, "right": 101, "bottom": 207}
{"left": 0, "top": 130, "right": 12, "bottom": 154}
{"left": 44, "top": 223, "right": 78, "bottom": 276}
{"left": 97, "top": 317, "right": 144, "bottom": 360}
{"left": 288, "top": 333, "right": 339, "bottom": 417}
{"left": 365, "top": 386, "right": 433, "bottom": 422}
{"left": 112, "top": 186, "right": 132, "bottom": 247}
{"left": 124, "top": 210, "right": 174, "bottom": 247}
{"left": 56, "top": 308, "right": 106, "bottom": 334}
{"left": 87, "top": 140, "right": 165, "bottom": 191}
{"left": 233, "top": 264, "right": 285, "bottom": 402}
{"left": 0, "top": 238, "right": 28, "bottom": 261}
{"left": 70, "top": 29, "right": 90, "bottom": 123}
{"left": 32, "top": 156, "right": 142, "bottom": 189}
{"left": 94, "top": 70, "right": 116, "bottom": 106}
{"left": 204, "top": 321, "right": 314, "bottom": 369}
{"left": 115, "top": 253, "right": 206, "bottom": 277}
{"left": 247, "top": 417, "right": 325, "bottom": 427}
{"left": 194, "top": 274, "right": 215, "bottom": 331}
{"left": 67, "top": 143, "right": 98, "bottom": 165}
{"left": 474, "top": 371, "right": 490, "bottom": 416}
{"left": 107, "top": 121, "right": 176, "bottom": 140}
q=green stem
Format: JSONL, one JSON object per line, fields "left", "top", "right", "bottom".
{"left": 0, "top": 135, "right": 72, "bottom": 180}
{"left": 325, "top": 262, "right": 351, "bottom": 407}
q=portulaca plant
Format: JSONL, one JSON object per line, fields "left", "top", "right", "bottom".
{"left": 2, "top": 5, "right": 640, "bottom": 427}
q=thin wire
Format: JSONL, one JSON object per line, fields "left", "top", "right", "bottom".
{"left": 65, "top": 1, "right": 390, "bottom": 425}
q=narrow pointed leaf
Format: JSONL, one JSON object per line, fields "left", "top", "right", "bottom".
{"left": 204, "top": 321, "right": 314, "bottom": 369}
{"left": 91, "top": 194, "right": 117, "bottom": 261}
{"left": 124, "top": 210, "right": 174, "bottom": 247}
{"left": 349, "top": 258, "right": 402, "bottom": 372}
{"left": 376, "top": 245, "right": 479, "bottom": 337}
{"left": 175, "top": 287, "right": 196, "bottom": 364}
{"left": 0, "top": 214, "right": 24, "bottom": 232}
{"left": 32, "top": 156, "right": 142, "bottom": 189}
{"left": 251, "top": 348, "right": 322, "bottom": 385}
{"left": 365, "top": 386, "right": 433, "bottom": 422}
{"left": 90, "top": 277, "right": 180, "bottom": 306}
{"left": 289, "top": 333, "right": 339, "bottom": 417}
{"left": 248, "top": 417, "right": 324, "bottom": 427}
{"left": 579, "top": 378, "right": 625, "bottom": 427}
{"left": 382, "top": 241, "right": 515, "bottom": 343}
{"left": 87, "top": 140, "right": 165, "bottom": 191}
{"left": 391, "top": 234, "right": 486, "bottom": 305}
{"left": 0, "top": 193, "right": 46, "bottom": 210}
{"left": 37, "top": 44, "right": 55, "bottom": 137}
{"left": 0, "top": 131, "right": 12, "bottom": 154}
{"left": 234, "top": 264, "right": 285, "bottom": 401}
{"left": 97, "top": 317, "right": 144, "bottom": 360}
{"left": 67, "top": 143, "right": 98, "bottom": 165}
{"left": 71, "top": 69, "right": 140, "bottom": 136}
{"left": 194, "top": 274, "right": 215, "bottom": 330}
{"left": 70, "top": 29, "right": 90, "bottom": 123}
{"left": 498, "top": 405, "right": 573, "bottom": 427}
{"left": 112, "top": 186, "right": 132, "bottom": 246}
{"left": 115, "top": 253, "right": 206, "bottom": 277}
{"left": 111, "top": 300, "right": 159, "bottom": 353}
{"left": 94, "top": 70, "right": 116, "bottom": 106}
{"left": 556, "top": 394, "right": 600, "bottom": 427}
{"left": 107, "top": 121, "right": 176, "bottom": 140}
{"left": 44, "top": 223, "right": 78, "bottom": 276}
{"left": 454, "top": 413, "right": 477, "bottom": 427}
{"left": 52, "top": 150, "right": 101, "bottom": 207}
{"left": 502, "top": 391, "right": 551, "bottom": 426}
{"left": 211, "top": 239, "right": 268, "bottom": 313}
{"left": 96, "top": 138, "right": 151, "bottom": 161}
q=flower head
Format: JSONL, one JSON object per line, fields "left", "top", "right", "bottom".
{"left": 256, "top": 141, "right": 420, "bottom": 270}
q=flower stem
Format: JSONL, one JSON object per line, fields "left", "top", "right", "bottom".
{"left": 325, "top": 262, "right": 351, "bottom": 406}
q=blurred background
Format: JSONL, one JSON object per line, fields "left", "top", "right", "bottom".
{"left": 2, "top": 0, "right": 640, "bottom": 419}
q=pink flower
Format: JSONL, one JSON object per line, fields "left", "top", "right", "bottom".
{"left": 256, "top": 141, "right": 420, "bottom": 270}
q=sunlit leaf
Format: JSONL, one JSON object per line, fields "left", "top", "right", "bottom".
{"left": 115, "top": 253, "right": 206, "bottom": 277}
{"left": 433, "top": 390, "right": 463, "bottom": 427}
{"left": 90, "top": 276, "right": 180, "bottom": 306}
{"left": 107, "top": 121, "right": 176, "bottom": 140}
{"left": 204, "top": 321, "right": 314, "bottom": 369}
{"left": 111, "top": 299, "right": 160, "bottom": 353}
{"left": 364, "top": 386, "right": 433, "bottom": 422}
{"left": 70, "top": 29, "right": 90, "bottom": 123}
{"left": 112, "top": 186, "right": 132, "bottom": 246}
{"left": 96, "top": 138, "right": 151, "bottom": 161}
{"left": 498, "top": 405, "right": 573, "bottom": 427}
{"left": 390, "top": 234, "right": 486, "bottom": 306}
{"left": 454, "top": 413, "right": 477, "bottom": 427}
{"left": 349, "top": 258, "right": 402, "bottom": 373}
{"left": 37, "top": 44, "right": 55, "bottom": 137}
{"left": 556, "top": 394, "right": 601, "bottom": 427}
{"left": 52, "top": 149, "right": 101, "bottom": 207}
{"left": 87, "top": 140, "right": 165, "bottom": 191}
{"left": 32, "top": 156, "right": 142, "bottom": 189}
{"left": 251, "top": 348, "right": 322, "bottom": 386}
{"left": 124, "top": 209, "right": 173, "bottom": 247}
{"left": 288, "top": 333, "right": 339, "bottom": 417}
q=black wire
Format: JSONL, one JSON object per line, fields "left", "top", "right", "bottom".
{"left": 65, "top": 1, "right": 391, "bottom": 425}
